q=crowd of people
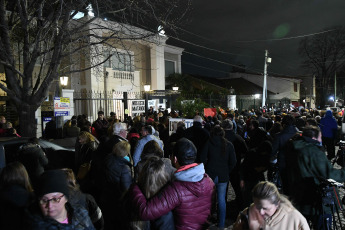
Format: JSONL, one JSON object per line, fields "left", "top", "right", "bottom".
{"left": 0, "top": 106, "right": 345, "bottom": 230}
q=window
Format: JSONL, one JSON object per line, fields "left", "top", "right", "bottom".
{"left": 165, "top": 60, "right": 175, "bottom": 77}
{"left": 294, "top": 83, "right": 298, "bottom": 92}
{"left": 103, "top": 51, "right": 133, "bottom": 72}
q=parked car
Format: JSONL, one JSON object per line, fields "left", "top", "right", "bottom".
{"left": 0, "top": 137, "right": 75, "bottom": 172}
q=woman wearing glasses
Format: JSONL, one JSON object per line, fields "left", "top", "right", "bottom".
{"left": 27, "top": 170, "right": 95, "bottom": 229}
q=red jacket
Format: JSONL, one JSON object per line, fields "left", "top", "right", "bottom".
{"left": 130, "top": 166, "right": 214, "bottom": 230}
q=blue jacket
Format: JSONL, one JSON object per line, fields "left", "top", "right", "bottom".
{"left": 319, "top": 110, "right": 338, "bottom": 138}
{"left": 133, "top": 135, "right": 163, "bottom": 166}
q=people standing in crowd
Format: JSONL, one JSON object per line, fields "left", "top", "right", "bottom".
{"left": 27, "top": 170, "right": 95, "bottom": 229}
{"left": 233, "top": 181, "right": 309, "bottom": 230}
{"left": 44, "top": 117, "right": 57, "bottom": 139}
{"left": 221, "top": 119, "right": 248, "bottom": 212}
{"left": 65, "top": 119, "right": 80, "bottom": 137}
{"left": 100, "top": 141, "right": 133, "bottom": 230}
{"left": 319, "top": 110, "right": 338, "bottom": 160}
{"left": 129, "top": 138, "right": 214, "bottom": 230}
{"left": 0, "top": 162, "right": 34, "bottom": 230}
{"left": 92, "top": 111, "right": 109, "bottom": 139}
{"left": 135, "top": 140, "right": 175, "bottom": 181}
{"left": 184, "top": 115, "right": 210, "bottom": 162}
{"left": 127, "top": 127, "right": 140, "bottom": 158}
{"left": 169, "top": 121, "right": 186, "bottom": 143}
{"left": 61, "top": 168, "right": 104, "bottom": 230}
{"left": 74, "top": 131, "right": 99, "bottom": 192}
{"left": 246, "top": 119, "right": 272, "bottom": 149}
{"left": 200, "top": 125, "right": 237, "bottom": 229}
{"left": 107, "top": 112, "right": 117, "bottom": 123}
{"left": 133, "top": 125, "right": 163, "bottom": 166}
{"left": 125, "top": 156, "right": 175, "bottom": 230}
{"left": 17, "top": 137, "right": 49, "bottom": 188}
{"left": 286, "top": 126, "right": 345, "bottom": 228}
{"left": 270, "top": 114, "right": 298, "bottom": 193}
{"left": 240, "top": 141, "right": 272, "bottom": 207}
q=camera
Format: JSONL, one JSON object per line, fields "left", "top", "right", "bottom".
{"left": 339, "top": 140, "right": 345, "bottom": 148}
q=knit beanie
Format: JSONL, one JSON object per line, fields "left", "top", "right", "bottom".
{"left": 36, "top": 170, "right": 69, "bottom": 199}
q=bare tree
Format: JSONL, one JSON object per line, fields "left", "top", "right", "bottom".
{"left": 0, "top": 0, "right": 191, "bottom": 137}
{"left": 299, "top": 27, "right": 345, "bottom": 107}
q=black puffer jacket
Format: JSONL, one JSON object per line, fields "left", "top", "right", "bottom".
{"left": 100, "top": 155, "right": 133, "bottom": 229}
{"left": 17, "top": 144, "right": 48, "bottom": 181}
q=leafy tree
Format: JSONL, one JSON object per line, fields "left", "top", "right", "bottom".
{"left": 299, "top": 27, "right": 345, "bottom": 107}
{"left": 174, "top": 96, "right": 209, "bottom": 118}
{"left": 0, "top": 0, "right": 191, "bottom": 137}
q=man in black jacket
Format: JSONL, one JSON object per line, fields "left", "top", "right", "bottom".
{"left": 270, "top": 114, "right": 298, "bottom": 193}
{"left": 184, "top": 115, "right": 210, "bottom": 163}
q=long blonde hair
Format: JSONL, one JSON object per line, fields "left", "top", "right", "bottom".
{"left": 252, "top": 181, "right": 293, "bottom": 208}
{"left": 79, "top": 131, "right": 96, "bottom": 143}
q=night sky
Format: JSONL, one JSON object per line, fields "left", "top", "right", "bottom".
{"left": 167, "top": 0, "right": 345, "bottom": 78}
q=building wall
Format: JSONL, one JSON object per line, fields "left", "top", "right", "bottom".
{"left": 228, "top": 72, "right": 301, "bottom": 101}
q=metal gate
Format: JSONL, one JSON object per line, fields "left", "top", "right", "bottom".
{"left": 73, "top": 90, "right": 144, "bottom": 123}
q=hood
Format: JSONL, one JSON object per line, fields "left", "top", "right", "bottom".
{"left": 174, "top": 163, "right": 205, "bottom": 182}
{"left": 325, "top": 110, "right": 333, "bottom": 118}
{"left": 292, "top": 136, "right": 320, "bottom": 150}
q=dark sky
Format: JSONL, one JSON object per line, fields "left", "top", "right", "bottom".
{"left": 167, "top": 0, "right": 345, "bottom": 78}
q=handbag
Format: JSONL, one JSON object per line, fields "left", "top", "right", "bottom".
{"left": 77, "top": 161, "right": 92, "bottom": 180}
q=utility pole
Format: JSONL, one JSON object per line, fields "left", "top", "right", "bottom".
{"left": 335, "top": 72, "right": 337, "bottom": 107}
{"left": 262, "top": 50, "right": 271, "bottom": 108}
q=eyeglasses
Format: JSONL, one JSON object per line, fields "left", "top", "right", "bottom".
{"left": 39, "top": 194, "right": 64, "bottom": 205}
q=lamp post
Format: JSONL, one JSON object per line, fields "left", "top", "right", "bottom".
{"left": 144, "top": 84, "right": 150, "bottom": 117}
{"left": 171, "top": 86, "right": 179, "bottom": 110}
{"left": 57, "top": 76, "right": 68, "bottom": 138}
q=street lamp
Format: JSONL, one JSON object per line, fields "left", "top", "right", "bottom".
{"left": 144, "top": 84, "right": 150, "bottom": 117}
{"left": 172, "top": 86, "right": 179, "bottom": 91}
{"left": 60, "top": 76, "right": 68, "bottom": 89}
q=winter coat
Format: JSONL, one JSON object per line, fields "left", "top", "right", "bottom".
{"left": 92, "top": 119, "right": 109, "bottom": 138}
{"left": 200, "top": 136, "right": 237, "bottom": 183}
{"left": 17, "top": 143, "right": 49, "bottom": 182}
{"left": 233, "top": 203, "right": 310, "bottom": 230}
{"left": 184, "top": 122, "right": 210, "bottom": 162}
{"left": 27, "top": 202, "right": 95, "bottom": 230}
{"left": 319, "top": 110, "right": 338, "bottom": 138}
{"left": 271, "top": 125, "right": 299, "bottom": 172}
{"left": 65, "top": 126, "right": 81, "bottom": 138}
{"left": 130, "top": 163, "right": 214, "bottom": 230}
{"left": 224, "top": 129, "right": 248, "bottom": 169}
{"left": 100, "top": 154, "right": 133, "bottom": 229}
{"left": 133, "top": 134, "right": 163, "bottom": 166}
{"left": 102, "top": 155, "right": 133, "bottom": 203}
{"left": 286, "top": 136, "right": 345, "bottom": 215}
{"left": 68, "top": 190, "right": 104, "bottom": 230}
{"left": 0, "top": 184, "right": 34, "bottom": 230}
{"left": 75, "top": 141, "right": 98, "bottom": 172}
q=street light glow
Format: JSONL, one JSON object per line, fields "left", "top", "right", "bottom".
{"left": 144, "top": 84, "right": 150, "bottom": 92}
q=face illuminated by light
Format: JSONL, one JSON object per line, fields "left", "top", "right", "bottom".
{"left": 253, "top": 198, "right": 279, "bottom": 219}
{"left": 39, "top": 192, "right": 68, "bottom": 222}
{"left": 79, "top": 136, "right": 88, "bottom": 145}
